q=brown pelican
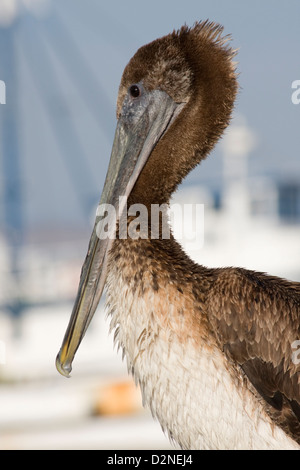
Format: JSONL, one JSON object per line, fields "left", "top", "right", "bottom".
{"left": 56, "top": 21, "right": 300, "bottom": 450}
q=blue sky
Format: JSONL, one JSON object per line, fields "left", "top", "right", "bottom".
{"left": 0, "top": 0, "right": 299, "bottom": 234}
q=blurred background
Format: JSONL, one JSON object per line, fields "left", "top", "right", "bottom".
{"left": 0, "top": 0, "right": 299, "bottom": 449}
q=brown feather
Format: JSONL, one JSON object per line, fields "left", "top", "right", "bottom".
{"left": 207, "top": 267, "right": 300, "bottom": 443}
{"left": 117, "top": 21, "right": 238, "bottom": 208}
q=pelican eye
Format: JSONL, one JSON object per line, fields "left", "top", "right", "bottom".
{"left": 129, "top": 84, "right": 141, "bottom": 98}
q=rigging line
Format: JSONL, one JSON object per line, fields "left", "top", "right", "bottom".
{"left": 61, "top": 0, "right": 138, "bottom": 49}
{"left": 39, "top": 8, "right": 115, "bottom": 143}
{"left": 18, "top": 15, "right": 97, "bottom": 220}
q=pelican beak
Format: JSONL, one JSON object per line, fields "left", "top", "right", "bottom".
{"left": 56, "top": 88, "right": 184, "bottom": 377}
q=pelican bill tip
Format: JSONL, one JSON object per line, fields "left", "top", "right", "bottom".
{"left": 55, "top": 351, "right": 72, "bottom": 378}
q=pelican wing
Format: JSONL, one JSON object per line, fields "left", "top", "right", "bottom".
{"left": 208, "top": 267, "right": 300, "bottom": 444}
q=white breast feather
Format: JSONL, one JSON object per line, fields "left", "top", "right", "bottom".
{"left": 106, "top": 268, "right": 299, "bottom": 450}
